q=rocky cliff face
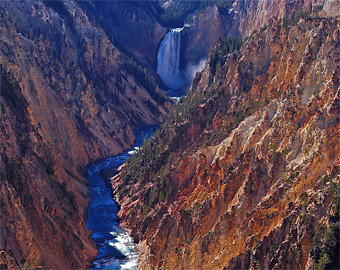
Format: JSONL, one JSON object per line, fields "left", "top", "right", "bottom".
{"left": 181, "top": 0, "right": 339, "bottom": 73}
{"left": 322, "top": 0, "right": 340, "bottom": 17}
{"left": 0, "top": 0, "right": 169, "bottom": 268}
{"left": 228, "top": 0, "right": 310, "bottom": 37}
{"left": 113, "top": 16, "right": 340, "bottom": 270}
{"left": 228, "top": 0, "right": 340, "bottom": 37}
{"left": 181, "top": 4, "right": 229, "bottom": 70}
{"left": 90, "top": 1, "right": 167, "bottom": 71}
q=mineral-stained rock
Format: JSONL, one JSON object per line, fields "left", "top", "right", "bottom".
{"left": 0, "top": 1, "right": 169, "bottom": 268}
{"left": 114, "top": 17, "right": 340, "bottom": 270}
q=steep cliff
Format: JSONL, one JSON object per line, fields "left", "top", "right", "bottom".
{"left": 113, "top": 16, "right": 340, "bottom": 270}
{"left": 86, "top": 1, "right": 167, "bottom": 71}
{"left": 0, "top": 0, "right": 169, "bottom": 268}
{"left": 181, "top": 0, "right": 339, "bottom": 74}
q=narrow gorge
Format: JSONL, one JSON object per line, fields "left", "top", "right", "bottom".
{"left": 0, "top": 1, "right": 339, "bottom": 270}
{"left": 86, "top": 23, "right": 191, "bottom": 268}
{"left": 86, "top": 127, "right": 156, "bottom": 269}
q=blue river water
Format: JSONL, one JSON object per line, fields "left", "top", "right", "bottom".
{"left": 86, "top": 127, "right": 156, "bottom": 269}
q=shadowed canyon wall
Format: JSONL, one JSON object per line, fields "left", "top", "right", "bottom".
{"left": 0, "top": 0, "right": 169, "bottom": 268}
{"left": 87, "top": 1, "right": 167, "bottom": 72}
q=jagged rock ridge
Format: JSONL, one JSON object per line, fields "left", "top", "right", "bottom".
{"left": 181, "top": 0, "right": 339, "bottom": 73}
{"left": 113, "top": 16, "right": 340, "bottom": 270}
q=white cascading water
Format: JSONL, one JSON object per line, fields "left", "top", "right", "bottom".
{"left": 86, "top": 127, "right": 156, "bottom": 270}
{"left": 157, "top": 28, "right": 187, "bottom": 90}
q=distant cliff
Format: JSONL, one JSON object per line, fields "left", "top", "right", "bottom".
{"left": 181, "top": 0, "right": 339, "bottom": 75}
{"left": 113, "top": 16, "right": 340, "bottom": 270}
{"left": 87, "top": 1, "right": 167, "bottom": 72}
{"left": 0, "top": 1, "right": 169, "bottom": 268}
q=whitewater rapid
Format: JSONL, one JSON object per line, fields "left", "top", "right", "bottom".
{"left": 86, "top": 128, "right": 155, "bottom": 270}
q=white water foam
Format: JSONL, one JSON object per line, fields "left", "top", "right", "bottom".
{"left": 106, "top": 231, "right": 139, "bottom": 269}
{"left": 157, "top": 28, "right": 187, "bottom": 90}
{"left": 128, "top": 147, "right": 139, "bottom": 155}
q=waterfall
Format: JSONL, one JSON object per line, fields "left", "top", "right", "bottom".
{"left": 157, "top": 28, "right": 187, "bottom": 90}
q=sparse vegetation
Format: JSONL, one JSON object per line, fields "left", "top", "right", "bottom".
{"left": 282, "top": 5, "right": 313, "bottom": 31}
{"left": 209, "top": 37, "right": 242, "bottom": 76}
{"left": 124, "top": 57, "right": 166, "bottom": 104}
{"left": 310, "top": 175, "right": 340, "bottom": 270}
{"left": 132, "top": 0, "right": 235, "bottom": 28}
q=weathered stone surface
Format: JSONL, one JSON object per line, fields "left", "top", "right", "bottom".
{"left": 0, "top": 1, "right": 169, "bottom": 268}
{"left": 114, "top": 17, "right": 340, "bottom": 270}
{"left": 181, "top": 0, "right": 339, "bottom": 74}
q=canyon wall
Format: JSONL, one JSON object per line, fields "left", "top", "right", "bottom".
{"left": 1, "top": 0, "right": 339, "bottom": 269}
{"left": 113, "top": 16, "right": 340, "bottom": 270}
{"left": 90, "top": 1, "right": 167, "bottom": 71}
{"left": 181, "top": 0, "right": 339, "bottom": 72}
{"left": 0, "top": 0, "right": 169, "bottom": 268}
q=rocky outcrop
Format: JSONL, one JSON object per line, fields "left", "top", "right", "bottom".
{"left": 322, "top": 0, "right": 340, "bottom": 17}
{"left": 0, "top": 0, "right": 169, "bottom": 268}
{"left": 181, "top": 0, "right": 338, "bottom": 74}
{"left": 181, "top": 5, "right": 229, "bottom": 71}
{"left": 227, "top": 0, "right": 310, "bottom": 37}
{"left": 113, "top": 17, "right": 340, "bottom": 269}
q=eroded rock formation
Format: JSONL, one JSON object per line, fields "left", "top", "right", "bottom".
{"left": 0, "top": 0, "right": 169, "bottom": 268}
{"left": 113, "top": 16, "right": 340, "bottom": 270}
{"left": 181, "top": 0, "right": 339, "bottom": 73}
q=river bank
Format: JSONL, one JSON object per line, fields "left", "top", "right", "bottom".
{"left": 86, "top": 127, "right": 157, "bottom": 269}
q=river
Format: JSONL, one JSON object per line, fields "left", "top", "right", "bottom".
{"left": 86, "top": 127, "right": 156, "bottom": 269}
{"left": 86, "top": 26, "right": 192, "bottom": 269}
